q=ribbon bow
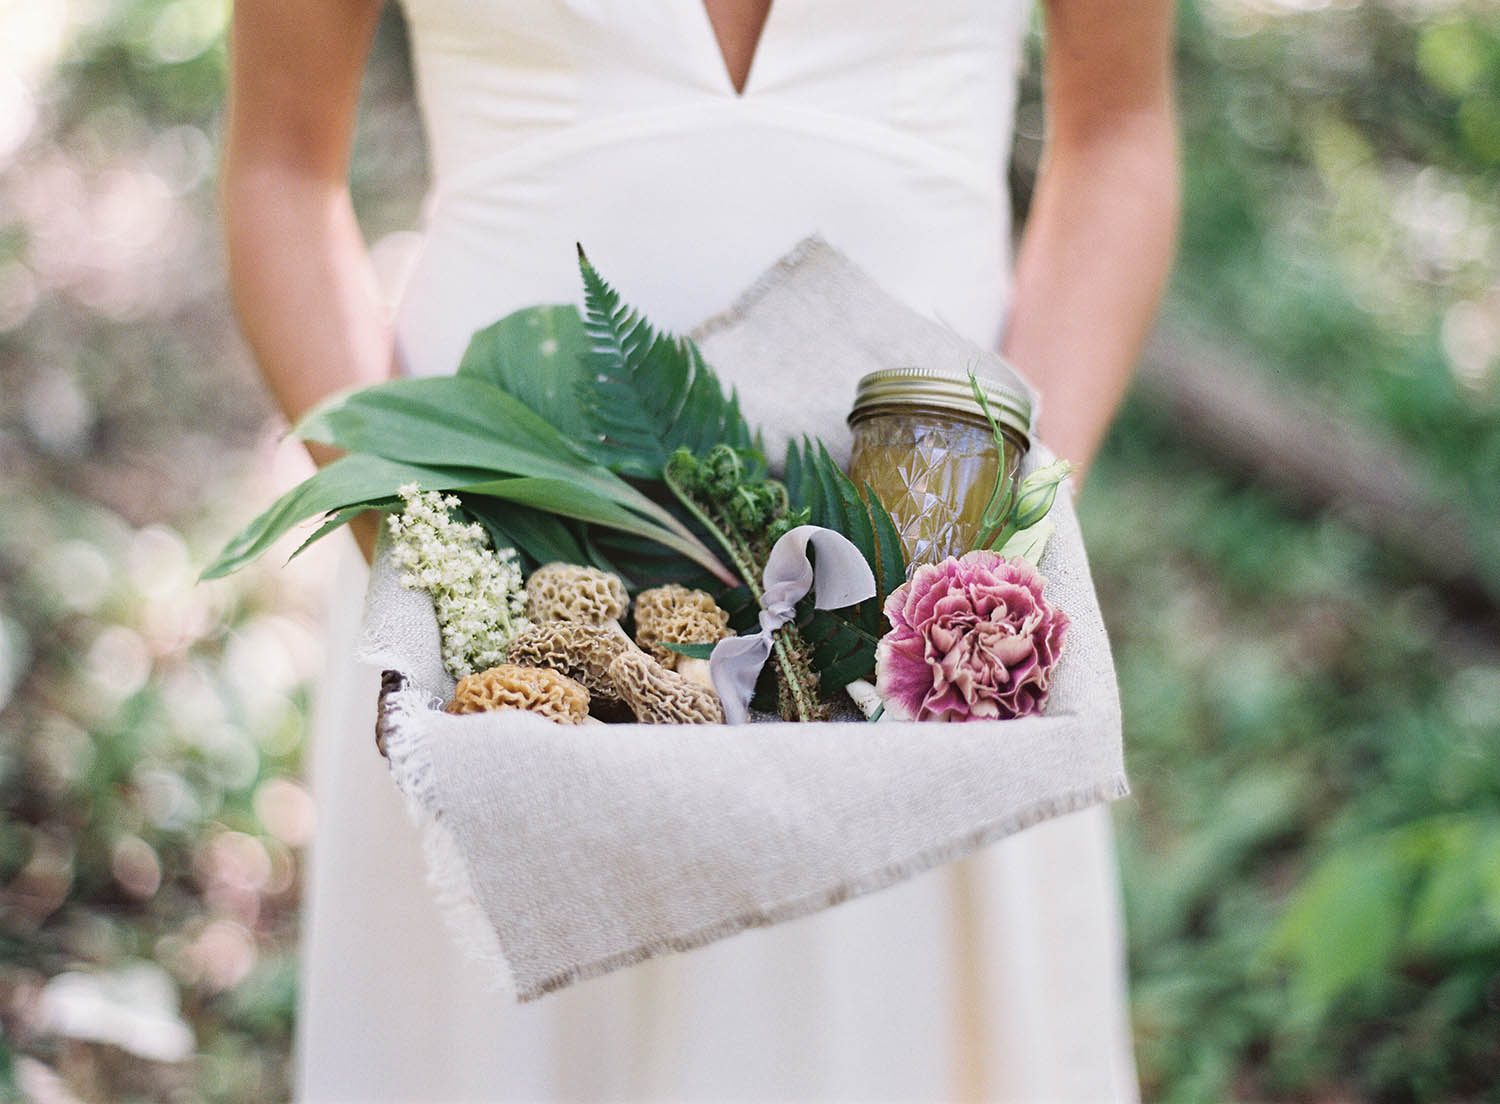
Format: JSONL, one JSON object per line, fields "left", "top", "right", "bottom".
{"left": 709, "top": 525, "right": 877, "bottom": 724}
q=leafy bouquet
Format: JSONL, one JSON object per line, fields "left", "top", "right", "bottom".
{"left": 206, "top": 248, "right": 1071, "bottom": 727}
{"left": 204, "top": 239, "right": 1123, "bottom": 999}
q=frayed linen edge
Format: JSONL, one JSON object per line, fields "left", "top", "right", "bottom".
{"left": 379, "top": 685, "right": 519, "bottom": 1003}
{"left": 515, "top": 772, "right": 1131, "bottom": 1002}
{"left": 690, "top": 233, "right": 830, "bottom": 344}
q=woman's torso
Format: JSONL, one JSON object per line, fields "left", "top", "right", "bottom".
{"left": 393, "top": 0, "right": 1030, "bottom": 379}
{"left": 298, "top": 9, "right": 1148, "bottom": 1100}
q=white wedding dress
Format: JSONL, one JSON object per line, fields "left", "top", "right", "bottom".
{"left": 297, "top": 1, "right": 1139, "bottom": 1099}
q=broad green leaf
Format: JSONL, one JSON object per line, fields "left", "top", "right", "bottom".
{"left": 290, "top": 497, "right": 400, "bottom": 560}
{"left": 463, "top": 496, "right": 589, "bottom": 573}
{"left": 585, "top": 530, "right": 722, "bottom": 592}
{"left": 297, "top": 375, "right": 719, "bottom": 567}
{"left": 456, "top": 304, "right": 597, "bottom": 451}
{"left": 662, "top": 642, "right": 716, "bottom": 660}
{"left": 296, "top": 376, "right": 595, "bottom": 482}
{"left": 202, "top": 455, "right": 496, "bottom": 579}
{"left": 461, "top": 477, "right": 734, "bottom": 580}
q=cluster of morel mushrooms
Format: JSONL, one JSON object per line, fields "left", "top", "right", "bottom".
{"left": 446, "top": 563, "right": 733, "bottom": 725}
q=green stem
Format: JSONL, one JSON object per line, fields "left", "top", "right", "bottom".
{"left": 983, "top": 522, "right": 1019, "bottom": 552}
{"left": 664, "top": 467, "right": 759, "bottom": 592}
{"left": 664, "top": 467, "right": 821, "bottom": 722}
{"left": 712, "top": 509, "right": 820, "bottom": 722}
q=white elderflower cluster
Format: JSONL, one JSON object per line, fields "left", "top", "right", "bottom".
{"left": 386, "top": 484, "right": 529, "bottom": 678}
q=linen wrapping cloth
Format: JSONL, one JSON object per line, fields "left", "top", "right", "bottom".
{"left": 357, "top": 238, "right": 1127, "bottom": 1002}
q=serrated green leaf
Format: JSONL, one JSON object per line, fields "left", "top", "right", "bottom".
{"left": 808, "top": 443, "right": 844, "bottom": 533}
{"left": 798, "top": 607, "right": 879, "bottom": 693}
{"left": 821, "top": 649, "right": 882, "bottom": 694}
{"left": 576, "top": 248, "right": 753, "bottom": 479}
{"left": 865, "top": 480, "right": 906, "bottom": 600}
{"left": 783, "top": 438, "right": 805, "bottom": 507}
{"left": 717, "top": 584, "right": 761, "bottom": 634}
{"left": 778, "top": 437, "right": 901, "bottom": 693}
{"left": 459, "top": 476, "right": 723, "bottom": 571}
{"left": 825, "top": 442, "right": 876, "bottom": 559}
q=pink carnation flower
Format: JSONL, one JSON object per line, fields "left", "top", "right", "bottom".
{"left": 876, "top": 551, "right": 1069, "bottom": 722}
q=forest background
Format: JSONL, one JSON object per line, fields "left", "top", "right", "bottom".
{"left": 1, "top": 0, "right": 1498, "bottom": 1100}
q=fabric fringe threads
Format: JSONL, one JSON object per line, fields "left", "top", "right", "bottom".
{"left": 375, "top": 670, "right": 1127, "bottom": 1002}
{"left": 380, "top": 677, "right": 520, "bottom": 1002}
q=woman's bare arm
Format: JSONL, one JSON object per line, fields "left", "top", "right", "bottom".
{"left": 1003, "top": 0, "right": 1179, "bottom": 476}
{"left": 221, "top": 0, "right": 394, "bottom": 464}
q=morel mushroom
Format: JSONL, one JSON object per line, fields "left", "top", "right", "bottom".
{"left": 524, "top": 563, "right": 631, "bottom": 645}
{"left": 632, "top": 584, "right": 732, "bottom": 691}
{"left": 607, "top": 650, "right": 725, "bottom": 725}
{"left": 503, "top": 621, "right": 636, "bottom": 708}
{"left": 525, "top": 562, "right": 628, "bottom": 623}
{"left": 446, "top": 663, "right": 590, "bottom": 724}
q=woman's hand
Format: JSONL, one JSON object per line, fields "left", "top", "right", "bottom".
{"left": 222, "top": 0, "right": 397, "bottom": 561}
{"left": 1003, "top": 0, "right": 1180, "bottom": 479}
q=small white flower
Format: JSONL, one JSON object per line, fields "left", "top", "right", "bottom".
{"left": 388, "top": 485, "right": 531, "bottom": 679}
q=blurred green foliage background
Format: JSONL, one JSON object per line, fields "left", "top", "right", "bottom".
{"left": 1, "top": 0, "right": 1497, "bottom": 1100}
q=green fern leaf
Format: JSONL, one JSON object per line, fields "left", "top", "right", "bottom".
{"left": 784, "top": 437, "right": 906, "bottom": 614}
{"left": 866, "top": 479, "right": 906, "bottom": 603}
{"left": 781, "top": 436, "right": 908, "bottom": 691}
{"left": 576, "top": 247, "right": 753, "bottom": 479}
{"left": 797, "top": 607, "right": 882, "bottom": 695}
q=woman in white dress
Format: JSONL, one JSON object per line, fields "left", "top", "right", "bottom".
{"left": 223, "top": 1, "right": 1178, "bottom": 1099}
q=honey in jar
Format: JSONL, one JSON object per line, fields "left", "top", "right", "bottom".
{"left": 846, "top": 364, "right": 1032, "bottom": 566}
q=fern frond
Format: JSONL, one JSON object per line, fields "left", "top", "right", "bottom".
{"left": 784, "top": 436, "right": 906, "bottom": 614}
{"left": 576, "top": 247, "right": 754, "bottom": 479}
{"left": 782, "top": 436, "right": 909, "bottom": 692}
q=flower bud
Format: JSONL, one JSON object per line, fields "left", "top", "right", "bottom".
{"left": 665, "top": 447, "right": 701, "bottom": 487}
{"left": 700, "top": 444, "right": 745, "bottom": 497}
{"left": 1009, "top": 460, "right": 1072, "bottom": 532}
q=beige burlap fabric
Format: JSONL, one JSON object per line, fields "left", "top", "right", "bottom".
{"left": 357, "top": 239, "right": 1126, "bottom": 1002}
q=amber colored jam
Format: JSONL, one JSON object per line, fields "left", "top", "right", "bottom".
{"left": 848, "top": 406, "right": 1025, "bottom": 567}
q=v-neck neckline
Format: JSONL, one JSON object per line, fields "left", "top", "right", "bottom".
{"left": 692, "top": 0, "right": 777, "bottom": 98}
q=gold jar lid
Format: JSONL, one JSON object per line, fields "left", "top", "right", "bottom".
{"left": 848, "top": 362, "right": 1032, "bottom": 443}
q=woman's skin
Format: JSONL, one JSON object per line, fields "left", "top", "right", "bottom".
{"left": 1003, "top": 0, "right": 1179, "bottom": 476}
{"left": 222, "top": 0, "right": 1177, "bottom": 539}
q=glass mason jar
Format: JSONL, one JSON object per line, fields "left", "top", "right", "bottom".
{"left": 847, "top": 364, "right": 1032, "bottom": 567}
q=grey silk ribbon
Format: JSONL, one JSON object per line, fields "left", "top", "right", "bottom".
{"left": 709, "top": 525, "right": 877, "bottom": 725}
